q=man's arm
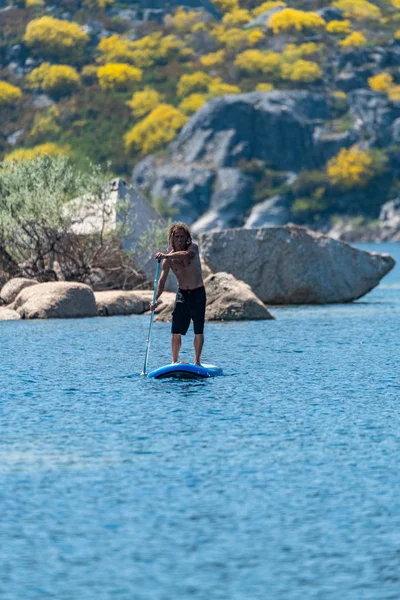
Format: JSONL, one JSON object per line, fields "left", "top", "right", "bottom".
{"left": 155, "top": 243, "right": 198, "bottom": 261}
{"left": 150, "top": 260, "right": 170, "bottom": 311}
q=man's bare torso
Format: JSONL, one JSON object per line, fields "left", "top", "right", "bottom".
{"left": 166, "top": 243, "right": 204, "bottom": 290}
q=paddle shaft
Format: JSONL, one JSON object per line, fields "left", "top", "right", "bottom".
{"left": 142, "top": 259, "right": 162, "bottom": 375}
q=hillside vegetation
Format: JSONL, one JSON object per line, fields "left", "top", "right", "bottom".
{"left": 0, "top": 0, "right": 399, "bottom": 170}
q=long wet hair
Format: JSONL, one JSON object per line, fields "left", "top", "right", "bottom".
{"left": 168, "top": 222, "right": 192, "bottom": 251}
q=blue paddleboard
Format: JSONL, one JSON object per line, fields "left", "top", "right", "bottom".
{"left": 147, "top": 362, "right": 223, "bottom": 379}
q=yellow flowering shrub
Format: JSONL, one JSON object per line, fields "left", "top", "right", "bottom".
{"left": 326, "top": 19, "right": 352, "bottom": 34}
{"left": 247, "top": 29, "right": 264, "bottom": 45}
{"left": 327, "top": 145, "right": 379, "bottom": 188}
{"left": 126, "top": 88, "right": 161, "bottom": 118}
{"left": 368, "top": 73, "right": 393, "bottom": 93}
{"left": 281, "top": 59, "right": 322, "bottom": 82}
{"left": 388, "top": 86, "right": 400, "bottom": 102}
{"left": 179, "top": 93, "right": 207, "bottom": 115}
{"left": 97, "top": 63, "right": 142, "bottom": 91}
{"left": 212, "top": 0, "right": 239, "bottom": 13}
{"left": 339, "top": 32, "right": 367, "bottom": 47}
{"left": 235, "top": 49, "right": 281, "bottom": 75}
{"left": 211, "top": 25, "right": 262, "bottom": 50}
{"left": 169, "top": 7, "right": 204, "bottom": 32}
{"left": 395, "top": 29, "right": 400, "bottom": 40}
{"left": 269, "top": 9, "right": 326, "bottom": 34}
{"left": 26, "top": 63, "right": 81, "bottom": 96}
{"left": 200, "top": 50, "right": 225, "bottom": 67}
{"left": 98, "top": 33, "right": 186, "bottom": 69}
{"left": 29, "top": 106, "right": 61, "bottom": 138}
{"left": 222, "top": 9, "right": 252, "bottom": 26}
{"left": 124, "top": 104, "right": 188, "bottom": 155}
{"left": 332, "top": 0, "right": 381, "bottom": 21}
{"left": 282, "top": 42, "right": 321, "bottom": 62}
{"left": 208, "top": 78, "right": 241, "bottom": 96}
{"left": 331, "top": 90, "right": 347, "bottom": 100}
{"left": 23, "top": 16, "right": 88, "bottom": 60}
{"left": 26, "top": 0, "right": 44, "bottom": 6}
{"left": 177, "top": 72, "right": 211, "bottom": 97}
{"left": 252, "top": 2, "right": 286, "bottom": 17}
{"left": 0, "top": 81, "right": 22, "bottom": 105}
{"left": 4, "top": 143, "right": 69, "bottom": 162}
{"left": 256, "top": 83, "right": 274, "bottom": 91}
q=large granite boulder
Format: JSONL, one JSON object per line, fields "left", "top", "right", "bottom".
{"left": 199, "top": 226, "right": 395, "bottom": 304}
{"left": 155, "top": 272, "right": 273, "bottom": 322}
{"left": 10, "top": 282, "right": 98, "bottom": 319}
{"left": 95, "top": 290, "right": 175, "bottom": 316}
{"left": 349, "top": 90, "right": 400, "bottom": 145}
{"left": 171, "top": 91, "right": 331, "bottom": 170}
{"left": 0, "top": 307, "right": 21, "bottom": 321}
{"left": 1, "top": 277, "right": 38, "bottom": 304}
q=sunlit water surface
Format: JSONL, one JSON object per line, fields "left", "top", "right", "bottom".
{"left": 1, "top": 243, "right": 400, "bottom": 600}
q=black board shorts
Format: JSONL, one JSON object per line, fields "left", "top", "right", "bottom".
{"left": 171, "top": 286, "right": 206, "bottom": 335}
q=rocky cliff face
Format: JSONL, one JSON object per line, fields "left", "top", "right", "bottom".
{"left": 133, "top": 88, "right": 400, "bottom": 236}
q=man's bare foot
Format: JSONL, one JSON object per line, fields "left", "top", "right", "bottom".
{"left": 194, "top": 360, "right": 201, "bottom": 366}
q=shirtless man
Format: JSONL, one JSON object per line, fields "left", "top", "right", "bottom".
{"left": 150, "top": 222, "right": 205, "bottom": 366}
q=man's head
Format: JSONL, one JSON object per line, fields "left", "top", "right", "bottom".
{"left": 168, "top": 222, "right": 192, "bottom": 251}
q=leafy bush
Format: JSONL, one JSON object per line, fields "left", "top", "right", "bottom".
{"left": 4, "top": 143, "right": 70, "bottom": 162}
{"left": 23, "top": 16, "right": 88, "bottom": 60}
{"left": 0, "top": 81, "right": 22, "bottom": 105}
{"left": 177, "top": 71, "right": 211, "bottom": 97}
{"left": 98, "top": 33, "right": 187, "bottom": 70}
{"left": 281, "top": 59, "right": 322, "bottom": 83}
{"left": 222, "top": 9, "right": 251, "bottom": 26}
{"left": 208, "top": 78, "right": 241, "bottom": 96}
{"left": 97, "top": 63, "right": 142, "bottom": 91}
{"left": 327, "top": 145, "right": 387, "bottom": 188}
{"left": 126, "top": 87, "right": 161, "bottom": 118}
{"left": 124, "top": 104, "right": 187, "bottom": 155}
{"left": 269, "top": 9, "right": 326, "bottom": 34}
{"left": 29, "top": 106, "right": 61, "bottom": 139}
{"left": 168, "top": 7, "right": 204, "bottom": 32}
{"left": 25, "top": 0, "right": 44, "bottom": 6}
{"left": 0, "top": 155, "right": 145, "bottom": 287}
{"left": 211, "top": 25, "right": 263, "bottom": 49}
{"left": 200, "top": 50, "right": 225, "bottom": 68}
{"left": 332, "top": 0, "right": 381, "bottom": 21}
{"left": 179, "top": 93, "right": 207, "bottom": 115}
{"left": 326, "top": 19, "right": 352, "bottom": 34}
{"left": 339, "top": 32, "right": 367, "bottom": 47}
{"left": 256, "top": 83, "right": 274, "bottom": 91}
{"left": 235, "top": 49, "right": 281, "bottom": 75}
{"left": 26, "top": 63, "right": 80, "bottom": 97}
{"left": 368, "top": 72, "right": 393, "bottom": 93}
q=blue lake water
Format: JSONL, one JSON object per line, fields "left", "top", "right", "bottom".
{"left": 1, "top": 242, "right": 400, "bottom": 600}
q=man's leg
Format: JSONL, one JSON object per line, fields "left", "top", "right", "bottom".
{"left": 172, "top": 334, "right": 181, "bottom": 363}
{"left": 194, "top": 334, "right": 204, "bottom": 366}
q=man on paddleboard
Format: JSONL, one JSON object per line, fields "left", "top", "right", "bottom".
{"left": 150, "top": 222, "right": 205, "bottom": 366}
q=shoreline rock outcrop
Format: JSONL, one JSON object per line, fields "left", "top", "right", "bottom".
{"left": 10, "top": 282, "right": 98, "bottom": 319}
{"left": 199, "top": 226, "right": 395, "bottom": 304}
{"left": 0, "top": 277, "right": 38, "bottom": 305}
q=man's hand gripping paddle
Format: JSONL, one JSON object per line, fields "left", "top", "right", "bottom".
{"left": 141, "top": 258, "right": 162, "bottom": 376}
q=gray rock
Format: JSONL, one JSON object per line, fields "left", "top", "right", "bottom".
{"left": 0, "top": 307, "right": 20, "bottom": 321}
{"left": 191, "top": 168, "right": 253, "bottom": 233}
{"left": 312, "top": 127, "right": 357, "bottom": 162}
{"left": 335, "top": 68, "right": 374, "bottom": 92}
{"left": 95, "top": 290, "right": 149, "bottom": 316}
{"left": 349, "top": 90, "right": 400, "bottom": 144}
{"left": 317, "top": 7, "right": 343, "bottom": 21}
{"left": 142, "top": 9, "right": 166, "bottom": 22}
{"left": 30, "top": 94, "right": 55, "bottom": 109}
{"left": 1, "top": 278, "right": 38, "bottom": 304}
{"left": 10, "top": 282, "right": 98, "bottom": 319}
{"left": 149, "top": 165, "right": 215, "bottom": 223}
{"left": 199, "top": 226, "right": 395, "bottom": 304}
{"left": 244, "top": 195, "right": 291, "bottom": 228}
{"left": 7, "top": 129, "right": 24, "bottom": 146}
{"left": 172, "top": 91, "right": 331, "bottom": 171}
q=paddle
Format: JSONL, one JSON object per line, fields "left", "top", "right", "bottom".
{"left": 141, "top": 258, "right": 162, "bottom": 376}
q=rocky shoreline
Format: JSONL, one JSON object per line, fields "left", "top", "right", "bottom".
{"left": 0, "top": 226, "right": 395, "bottom": 321}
